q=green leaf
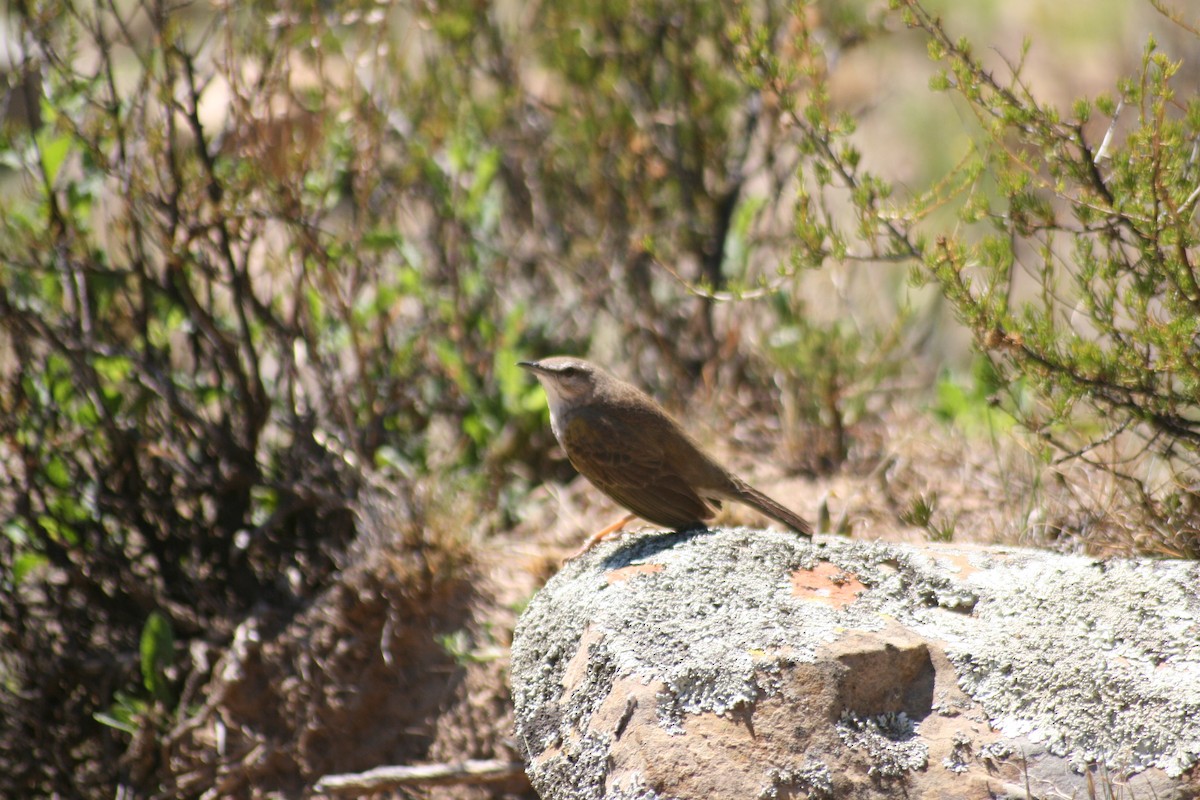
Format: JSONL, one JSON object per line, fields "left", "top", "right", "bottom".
{"left": 44, "top": 456, "right": 71, "bottom": 489}
{"left": 3, "top": 520, "right": 29, "bottom": 546}
{"left": 93, "top": 692, "right": 144, "bottom": 737}
{"left": 362, "top": 228, "right": 405, "bottom": 250}
{"left": 37, "top": 132, "right": 73, "bottom": 186}
{"left": 93, "top": 711, "right": 139, "bottom": 736}
{"left": 37, "top": 514, "right": 78, "bottom": 545}
{"left": 12, "top": 551, "right": 49, "bottom": 584}
{"left": 140, "top": 611, "right": 175, "bottom": 704}
{"left": 495, "top": 355, "right": 526, "bottom": 412}
{"left": 521, "top": 387, "right": 547, "bottom": 415}
{"left": 93, "top": 355, "right": 132, "bottom": 384}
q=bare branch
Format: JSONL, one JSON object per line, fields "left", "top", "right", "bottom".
{"left": 313, "top": 759, "right": 528, "bottom": 795}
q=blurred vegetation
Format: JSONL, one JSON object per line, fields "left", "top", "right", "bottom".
{"left": 0, "top": 0, "right": 1197, "bottom": 796}
{"left": 907, "top": 0, "right": 1200, "bottom": 555}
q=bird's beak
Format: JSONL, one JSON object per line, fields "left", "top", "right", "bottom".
{"left": 517, "top": 360, "right": 542, "bottom": 374}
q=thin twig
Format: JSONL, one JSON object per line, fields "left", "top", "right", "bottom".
{"left": 314, "top": 760, "right": 527, "bottom": 795}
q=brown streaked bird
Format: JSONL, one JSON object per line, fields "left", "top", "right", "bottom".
{"left": 519, "top": 357, "right": 812, "bottom": 552}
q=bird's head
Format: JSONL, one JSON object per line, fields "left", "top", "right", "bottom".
{"left": 517, "top": 357, "right": 600, "bottom": 409}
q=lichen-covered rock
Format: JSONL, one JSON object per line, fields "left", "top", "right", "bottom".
{"left": 510, "top": 528, "right": 1200, "bottom": 799}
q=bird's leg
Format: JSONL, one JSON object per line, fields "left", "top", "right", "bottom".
{"left": 568, "top": 513, "right": 636, "bottom": 559}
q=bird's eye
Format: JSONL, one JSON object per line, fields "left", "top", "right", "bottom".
{"left": 561, "top": 366, "right": 578, "bottom": 377}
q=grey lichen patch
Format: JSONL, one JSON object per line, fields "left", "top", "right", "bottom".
{"left": 942, "top": 730, "right": 974, "bottom": 773}
{"left": 531, "top": 732, "right": 611, "bottom": 800}
{"left": 518, "top": 530, "right": 929, "bottom": 728}
{"left": 978, "top": 740, "right": 1014, "bottom": 764}
{"left": 607, "top": 775, "right": 668, "bottom": 800}
{"left": 836, "top": 710, "right": 929, "bottom": 778}
{"left": 760, "top": 761, "right": 834, "bottom": 799}
{"left": 510, "top": 528, "right": 906, "bottom": 794}
{"left": 899, "top": 552, "right": 1200, "bottom": 777}
{"left": 515, "top": 530, "right": 834, "bottom": 732}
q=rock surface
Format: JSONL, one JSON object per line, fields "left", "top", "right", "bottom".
{"left": 510, "top": 528, "right": 1200, "bottom": 799}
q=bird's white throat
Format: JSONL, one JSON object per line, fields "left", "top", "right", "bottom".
{"left": 539, "top": 383, "right": 569, "bottom": 441}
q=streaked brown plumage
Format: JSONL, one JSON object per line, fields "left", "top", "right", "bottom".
{"left": 519, "top": 357, "right": 812, "bottom": 542}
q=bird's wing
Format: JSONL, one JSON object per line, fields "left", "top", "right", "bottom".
{"left": 561, "top": 411, "right": 715, "bottom": 529}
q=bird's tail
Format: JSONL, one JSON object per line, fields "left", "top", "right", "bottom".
{"left": 734, "top": 480, "right": 813, "bottom": 537}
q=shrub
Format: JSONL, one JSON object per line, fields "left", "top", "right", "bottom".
{"left": 745, "top": 0, "right": 1199, "bottom": 553}
{"left": 0, "top": 0, "right": 811, "bottom": 794}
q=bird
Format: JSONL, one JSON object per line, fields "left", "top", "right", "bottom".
{"left": 519, "top": 356, "right": 812, "bottom": 553}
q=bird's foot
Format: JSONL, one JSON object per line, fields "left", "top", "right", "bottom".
{"left": 564, "top": 513, "right": 636, "bottom": 562}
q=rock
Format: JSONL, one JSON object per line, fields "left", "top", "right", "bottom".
{"left": 510, "top": 528, "right": 1200, "bottom": 799}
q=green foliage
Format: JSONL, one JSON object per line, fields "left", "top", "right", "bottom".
{"left": 905, "top": 3, "right": 1199, "bottom": 543}
{"left": 762, "top": 0, "right": 1198, "bottom": 549}
{"left": 436, "top": 626, "right": 505, "bottom": 666}
{"left": 764, "top": 294, "right": 908, "bottom": 465}
{"left": 140, "top": 612, "right": 176, "bottom": 706}
{"left": 92, "top": 611, "right": 175, "bottom": 742}
{"left": 899, "top": 492, "right": 958, "bottom": 542}
{"left": 0, "top": 0, "right": 835, "bottom": 794}
{"left": 92, "top": 692, "right": 146, "bottom": 737}
{"left": 932, "top": 357, "right": 1018, "bottom": 434}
